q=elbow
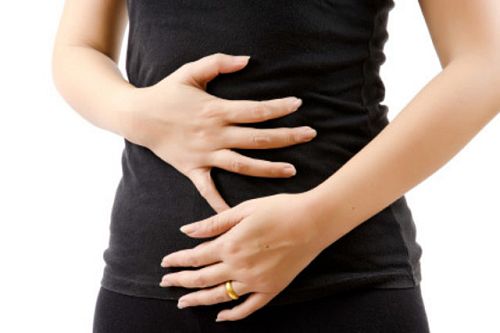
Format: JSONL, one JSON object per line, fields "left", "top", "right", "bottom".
{"left": 51, "top": 42, "right": 77, "bottom": 103}
{"left": 482, "top": 51, "right": 500, "bottom": 116}
{"left": 51, "top": 43, "right": 66, "bottom": 99}
{"left": 491, "top": 53, "right": 500, "bottom": 115}
{"left": 51, "top": 34, "right": 76, "bottom": 99}
{"left": 486, "top": 51, "right": 500, "bottom": 115}
{"left": 447, "top": 50, "right": 500, "bottom": 115}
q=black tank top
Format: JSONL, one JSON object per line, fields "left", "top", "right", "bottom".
{"left": 100, "top": 0, "right": 423, "bottom": 306}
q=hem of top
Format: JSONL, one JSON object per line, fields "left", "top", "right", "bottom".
{"left": 100, "top": 269, "right": 420, "bottom": 307}
{"left": 388, "top": 202, "right": 418, "bottom": 285}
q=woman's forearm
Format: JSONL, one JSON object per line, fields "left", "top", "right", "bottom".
{"left": 303, "top": 53, "right": 499, "bottom": 250}
{"left": 51, "top": 43, "right": 138, "bottom": 138}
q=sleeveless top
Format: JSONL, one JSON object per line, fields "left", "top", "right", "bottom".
{"left": 100, "top": 0, "right": 423, "bottom": 307}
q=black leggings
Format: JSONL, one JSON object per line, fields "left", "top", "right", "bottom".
{"left": 93, "top": 285, "right": 431, "bottom": 333}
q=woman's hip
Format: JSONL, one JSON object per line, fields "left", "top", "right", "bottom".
{"left": 92, "top": 284, "right": 430, "bottom": 333}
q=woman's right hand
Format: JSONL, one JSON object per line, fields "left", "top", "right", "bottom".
{"left": 122, "top": 53, "right": 317, "bottom": 213}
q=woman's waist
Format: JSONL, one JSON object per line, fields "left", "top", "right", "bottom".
{"left": 106, "top": 189, "right": 419, "bottom": 288}
{"left": 119, "top": 134, "right": 368, "bottom": 203}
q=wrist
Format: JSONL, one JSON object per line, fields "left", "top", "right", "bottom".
{"left": 111, "top": 85, "right": 152, "bottom": 142}
{"left": 300, "top": 187, "right": 349, "bottom": 251}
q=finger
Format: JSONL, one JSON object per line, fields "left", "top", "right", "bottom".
{"left": 179, "top": 201, "right": 248, "bottom": 237}
{"left": 216, "top": 292, "right": 275, "bottom": 322}
{"left": 209, "top": 149, "right": 297, "bottom": 178}
{"left": 221, "top": 125, "right": 317, "bottom": 149}
{"left": 160, "top": 239, "right": 220, "bottom": 268}
{"left": 160, "top": 262, "right": 230, "bottom": 289}
{"left": 188, "top": 168, "right": 231, "bottom": 214}
{"left": 177, "top": 280, "right": 250, "bottom": 308}
{"left": 219, "top": 97, "right": 303, "bottom": 124}
{"left": 174, "top": 53, "right": 251, "bottom": 89}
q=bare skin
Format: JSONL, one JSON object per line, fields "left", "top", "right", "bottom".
{"left": 51, "top": 0, "right": 317, "bottom": 214}
{"left": 53, "top": 0, "right": 500, "bottom": 323}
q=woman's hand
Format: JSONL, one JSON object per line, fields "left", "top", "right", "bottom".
{"left": 121, "top": 53, "right": 317, "bottom": 213}
{"left": 159, "top": 192, "right": 331, "bottom": 322}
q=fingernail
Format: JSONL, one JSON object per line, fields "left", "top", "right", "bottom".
{"left": 159, "top": 277, "right": 172, "bottom": 287}
{"left": 293, "top": 98, "right": 302, "bottom": 108}
{"left": 180, "top": 224, "right": 195, "bottom": 233}
{"left": 215, "top": 315, "right": 225, "bottom": 322}
{"left": 302, "top": 127, "right": 317, "bottom": 137}
{"left": 284, "top": 165, "right": 296, "bottom": 176}
{"left": 234, "top": 55, "right": 251, "bottom": 64}
{"left": 177, "top": 300, "right": 187, "bottom": 309}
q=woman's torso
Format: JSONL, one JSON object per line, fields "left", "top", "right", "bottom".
{"left": 100, "top": 0, "right": 423, "bottom": 306}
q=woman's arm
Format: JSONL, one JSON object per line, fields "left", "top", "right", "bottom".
{"left": 304, "top": 0, "right": 500, "bottom": 251}
{"left": 52, "top": 0, "right": 132, "bottom": 137}
{"left": 52, "top": 0, "right": 318, "bottom": 213}
{"left": 156, "top": 0, "right": 498, "bottom": 321}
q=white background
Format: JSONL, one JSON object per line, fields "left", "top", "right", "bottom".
{"left": 0, "top": 1, "right": 498, "bottom": 332}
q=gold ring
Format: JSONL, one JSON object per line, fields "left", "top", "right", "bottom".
{"left": 225, "top": 280, "right": 239, "bottom": 300}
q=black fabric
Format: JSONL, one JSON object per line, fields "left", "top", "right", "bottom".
{"left": 93, "top": 285, "right": 431, "bottom": 333}
{"left": 100, "top": 0, "right": 424, "bottom": 306}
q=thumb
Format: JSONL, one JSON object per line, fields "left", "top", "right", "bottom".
{"left": 189, "top": 167, "right": 231, "bottom": 214}
{"left": 175, "top": 53, "right": 251, "bottom": 90}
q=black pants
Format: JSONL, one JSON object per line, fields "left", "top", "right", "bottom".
{"left": 93, "top": 285, "right": 431, "bottom": 333}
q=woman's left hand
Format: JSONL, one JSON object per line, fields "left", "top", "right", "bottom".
{"left": 159, "top": 192, "right": 330, "bottom": 322}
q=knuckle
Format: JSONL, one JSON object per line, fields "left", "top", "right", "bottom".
{"left": 268, "top": 166, "right": 281, "bottom": 177}
{"left": 253, "top": 135, "right": 270, "bottom": 146}
{"left": 190, "top": 119, "right": 209, "bottom": 139}
{"left": 233, "top": 311, "right": 248, "bottom": 321}
{"left": 212, "top": 238, "right": 226, "bottom": 253}
{"left": 207, "top": 217, "right": 221, "bottom": 232}
{"left": 188, "top": 256, "right": 201, "bottom": 267}
{"left": 176, "top": 62, "right": 195, "bottom": 78}
{"left": 230, "top": 159, "right": 245, "bottom": 173}
{"left": 193, "top": 274, "right": 206, "bottom": 287}
{"left": 247, "top": 270, "right": 263, "bottom": 285}
{"left": 216, "top": 293, "right": 228, "bottom": 303}
{"left": 177, "top": 62, "right": 190, "bottom": 73}
{"left": 250, "top": 104, "right": 267, "bottom": 119}
{"left": 200, "top": 100, "right": 220, "bottom": 119}
{"left": 210, "top": 53, "right": 224, "bottom": 66}
{"left": 289, "top": 130, "right": 300, "bottom": 144}
{"left": 238, "top": 256, "right": 253, "bottom": 270}
{"left": 227, "top": 314, "right": 239, "bottom": 321}
{"left": 223, "top": 240, "right": 240, "bottom": 255}
{"left": 247, "top": 269, "right": 270, "bottom": 288}
{"left": 265, "top": 279, "right": 281, "bottom": 291}
{"left": 253, "top": 279, "right": 269, "bottom": 291}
